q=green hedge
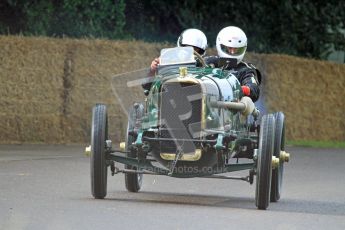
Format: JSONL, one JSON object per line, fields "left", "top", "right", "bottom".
{"left": 1, "top": 0, "right": 344, "bottom": 60}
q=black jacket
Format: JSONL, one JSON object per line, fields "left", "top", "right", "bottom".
{"left": 204, "top": 56, "right": 261, "bottom": 102}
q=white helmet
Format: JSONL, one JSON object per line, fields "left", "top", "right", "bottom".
{"left": 177, "top": 28, "right": 208, "bottom": 56}
{"left": 216, "top": 26, "right": 247, "bottom": 63}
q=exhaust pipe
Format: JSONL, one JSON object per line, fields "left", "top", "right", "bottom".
{"left": 210, "top": 96, "right": 259, "bottom": 117}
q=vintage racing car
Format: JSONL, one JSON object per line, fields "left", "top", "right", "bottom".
{"left": 86, "top": 47, "right": 290, "bottom": 210}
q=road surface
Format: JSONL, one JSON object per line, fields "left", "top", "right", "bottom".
{"left": 0, "top": 145, "right": 344, "bottom": 230}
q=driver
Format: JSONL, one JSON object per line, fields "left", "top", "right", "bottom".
{"left": 204, "top": 26, "right": 261, "bottom": 102}
{"left": 148, "top": 28, "right": 208, "bottom": 77}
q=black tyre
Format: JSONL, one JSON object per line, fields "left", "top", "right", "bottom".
{"left": 255, "top": 114, "right": 275, "bottom": 210}
{"left": 125, "top": 103, "right": 144, "bottom": 192}
{"left": 90, "top": 104, "right": 108, "bottom": 199}
{"left": 270, "top": 112, "right": 285, "bottom": 202}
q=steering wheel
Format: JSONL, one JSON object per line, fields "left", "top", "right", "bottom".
{"left": 193, "top": 50, "right": 207, "bottom": 67}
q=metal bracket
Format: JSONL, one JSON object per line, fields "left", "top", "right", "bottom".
{"left": 215, "top": 134, "right": 224, "bottom": 150}
{"left": 135, "top": 131, "right": 143, "bottom": 146}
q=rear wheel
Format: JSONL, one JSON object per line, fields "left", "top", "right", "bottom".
{"left": 270, "top": 112, "right": 285, "bottom": 202}
{"left": 125, "top": 103, "right": 144, "bottom": 192}
{"left": 255, "top": 114, "right": 275, "bottom": 210}
{"left": 91, "top": 104, "right": 108, "bottom": 199}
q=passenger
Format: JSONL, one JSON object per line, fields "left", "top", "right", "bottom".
{"left": 148, "top": 28, "right": 208, "bottom": 76}
{"left": 205, "top": 26, "right": 261, "bottom": 102}
{"left": 143, "top": 28, "right": 208, "bottom": 91}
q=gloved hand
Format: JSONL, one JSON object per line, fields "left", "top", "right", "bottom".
{"left": 242, "top": 86, "right": 250, "bottom": 96}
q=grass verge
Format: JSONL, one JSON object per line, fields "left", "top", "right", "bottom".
{"left": 286, "top": 140, "right": 345, "bottom": 149}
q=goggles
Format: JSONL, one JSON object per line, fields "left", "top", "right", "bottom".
{"left": 220, "top": 44, "right": 246, "bottom": 56}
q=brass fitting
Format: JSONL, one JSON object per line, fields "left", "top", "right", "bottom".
{"left": 272, "top": 156, "right": 280, "bottom": 169}
{"left": 120, "top": 142, "right": 126, "bottom": 152}
{"left": 280, "top": 151, "right": 290, "bottom": 163}
{"left": 179, "top": 67, "right": 188, "bottom": 77}
{"left": 161, "top": 149, "right": 202, "bottom": 161}
{"left": 85, "top": 145, "right": 91, "bottom": 157}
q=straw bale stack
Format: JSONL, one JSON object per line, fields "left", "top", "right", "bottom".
{"left": 0, "top": 35, "right": 344, "bottom": 143}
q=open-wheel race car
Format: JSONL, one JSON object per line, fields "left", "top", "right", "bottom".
{"left": 86, "top": 47, "right": 290, "bottom": 210}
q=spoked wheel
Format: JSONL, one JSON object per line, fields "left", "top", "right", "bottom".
{"left": 255, "top": 114, "right": 275, "bottom": 210}
{"left": 91, "top": 104, "right": 109, "bottom": 199}
{"left": 270, "top": 112, "right": 285, "bottom": 202}
{"left": 125, "top": 103, "right": 144, "bottom": 192}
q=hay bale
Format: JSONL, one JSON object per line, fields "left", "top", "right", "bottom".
{"left": 0, "top": 35, "right": 344, "bottom": 143}
{"left": 247, "top": 53, "right": 345, "bottom": 141}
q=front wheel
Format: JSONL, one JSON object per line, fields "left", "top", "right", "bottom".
{"left": 270, "top": 112, "right": 285, "bottom": 202}
{"left": 255, "top": 114, "right": 275, "bottom": 210}
{"left": 125, "top": 131, "right": 143, "bottom": 192}
{"left": 125, "top": 103, "right": 144, "bottom": 192}
{"left": 90, "top": 104, "right": 108, "bottom": 199}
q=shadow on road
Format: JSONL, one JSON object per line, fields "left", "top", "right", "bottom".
{"left": 104, "top": 191, "right": 345, "bottom": 216}
{"left": 105, "top": 191, "right": 256, "bottom": 209}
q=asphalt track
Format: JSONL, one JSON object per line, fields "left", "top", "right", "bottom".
{"left": 0, "top": 145, "right": 344, "bottom": 230}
